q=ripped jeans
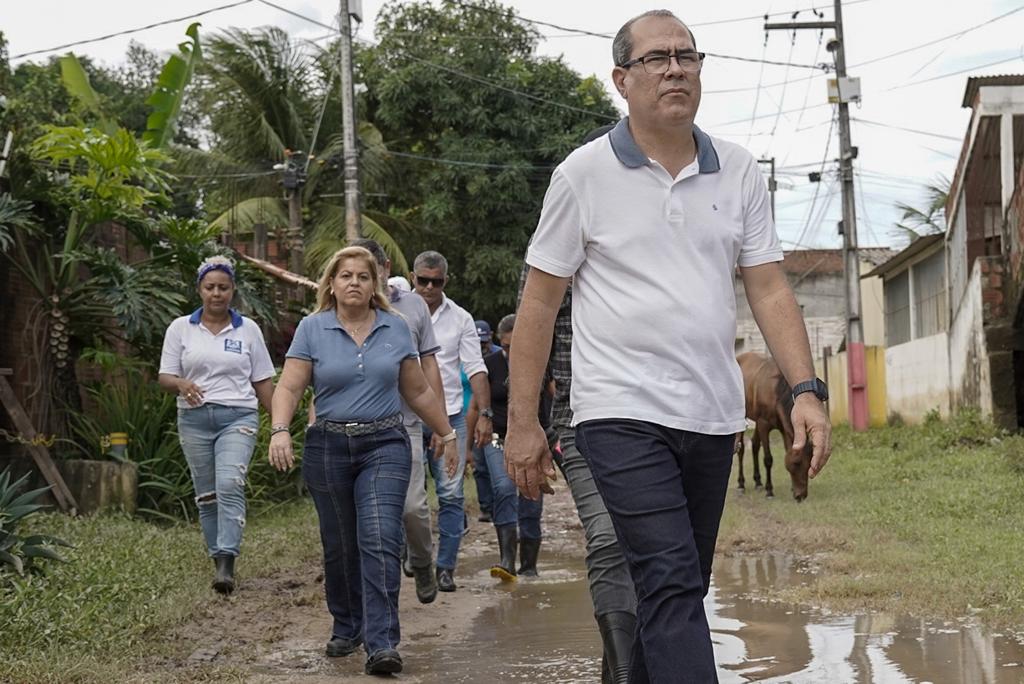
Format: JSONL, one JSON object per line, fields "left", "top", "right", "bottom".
{"left": 178, "top": 404, "right": 259, "bottom": 557}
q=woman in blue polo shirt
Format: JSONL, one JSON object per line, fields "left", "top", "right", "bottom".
{"left": 158, "top": 255, "right": 275, "bottom": 595}
{"left": 268, "top": 246, "right": 458, "bottom": 676}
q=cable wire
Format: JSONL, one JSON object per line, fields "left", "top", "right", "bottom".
{"left": 11, "top": 0, "right": 256, "bottom": 60}
{"left": 849, "top": 4, "right": 1024, "bottom": 68}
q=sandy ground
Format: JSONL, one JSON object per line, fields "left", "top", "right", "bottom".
{"left": 137, "top": 480, "right": 588, "bottom": 683}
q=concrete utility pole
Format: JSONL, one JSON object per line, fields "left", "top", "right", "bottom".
{"left": 766, "top": 0, "right": 868, "bottom": 431}
{"left": 338, "top": 0, "right": 362, "bottom": 241}
{"left": 758, "top": 157, "right": 777, "bottom": 219}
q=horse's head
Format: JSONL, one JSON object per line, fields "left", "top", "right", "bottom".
{"left": 784, "top": 441, "right": 813, "bottom": 502}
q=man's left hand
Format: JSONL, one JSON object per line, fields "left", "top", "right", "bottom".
{"left": 791, "top": 394, "right": 832, "bottom": 478}
{"left": 474, "top": 416, "right": 492, "bottom": 448}
{"left": 504, "top": 419, "right": 556, "bottom": 500}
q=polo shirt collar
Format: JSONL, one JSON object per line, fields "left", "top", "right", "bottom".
{"left": 189, "top": 307, "right": 243, "bottom": 328}
{"left": 608, "top": 117, "right": 721, "bottom": 174}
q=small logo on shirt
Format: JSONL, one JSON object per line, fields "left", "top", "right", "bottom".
{"left": 224, "top": 339, "right": 243, "bottom": 354}
{"left": 384, "top": 343, "right": 393, "bottom": 351}
{"left": 712, "top": 203, "right": 718, "bottom": 211}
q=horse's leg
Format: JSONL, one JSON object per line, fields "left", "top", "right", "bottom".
{"left": 752, "top": 427, "right": 763, "bottom": 489}
{"left": 762, "top": 425, "right": 774, "bottom": 498}
{"left": 735, "top": 432, "right": 746, "bottom": 491}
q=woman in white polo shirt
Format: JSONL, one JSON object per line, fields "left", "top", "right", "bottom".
{"left": 158, "top": 255, "right": 275, "bottom": 594}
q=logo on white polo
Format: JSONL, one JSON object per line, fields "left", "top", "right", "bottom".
{"left": 224, "top": 339, "right": 242, "bottom": 354}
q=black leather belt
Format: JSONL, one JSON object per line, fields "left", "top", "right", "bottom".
{"left": 314, "top": 413, "right": 403, "bottom": 437}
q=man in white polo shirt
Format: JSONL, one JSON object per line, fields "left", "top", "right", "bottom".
{"left": 505, "top": 10, "right": 832, "bottom": 683}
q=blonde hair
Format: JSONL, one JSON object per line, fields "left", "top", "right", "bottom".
{"left": 316, "top": 246, "right": 392, "bottom": 313}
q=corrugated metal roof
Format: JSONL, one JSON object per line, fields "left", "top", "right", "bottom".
{"left": 962, "top": 75, "right": 1024, "bottom": 108}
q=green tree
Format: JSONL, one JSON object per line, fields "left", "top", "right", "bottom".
{"left": 359, "top": 0, "right": 619, "bottom": 323}
{"left": 893, "top": 176, "right": 950, "bottom": 243}
{"left": 191, "top": 27, "right": 402, "bottom": 277}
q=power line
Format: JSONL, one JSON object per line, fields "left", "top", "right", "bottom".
{"left": 885, "top": 52, "right": 1024, "bottom": 90}
{"left": 850, "top": 118, "right": 961, "bottom": 142}
{"left": 387, "top": 150, "right": 556, "bottom": 170}
{"left": 10, "top": 0, "right": 256, "bottom": 60}
{"left": 849, "top": 4, "right": 1024, "bottom": 68}
{"left": 258, "top": 1, "right": 618, "bottom": 122}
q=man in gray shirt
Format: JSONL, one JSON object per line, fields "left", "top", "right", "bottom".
{"left": 351, "top": 239, "right": 446, "bottom": 605}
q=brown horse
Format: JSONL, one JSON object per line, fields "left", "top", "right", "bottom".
{"left": 735, "top": 352, "right": 812, "bottom": 501}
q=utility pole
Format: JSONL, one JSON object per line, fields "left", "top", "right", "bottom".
{"left": 338, "top": 0, "right": 362, "bottom": 241}
{"left": 766, "top": 0, "right": 868, "bottom": 431}
{"left": 279, "top": 149, "right": 306, "bottom": 274}
{"left": 758, "top": 157, "right": 777, "bottom": 219}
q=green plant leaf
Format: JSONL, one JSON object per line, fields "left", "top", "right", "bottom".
{"left": 143, "top": 23, "right": 202, "bottom": 149}
{"left": 22, "top": 545, "right": 68, "bottom": 563}
{"left": 58, "top": 55, "right": 118, "bottom": 136}
{"left": 0, "top": 549, "right": 24, "bottom": 575}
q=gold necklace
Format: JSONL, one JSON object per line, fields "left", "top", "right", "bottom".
{"left": 338, "top": 310, "right": 373, "bottom": 336}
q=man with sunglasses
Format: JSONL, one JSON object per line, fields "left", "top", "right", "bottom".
{"left": 505, "top": 10, "right": 832, "bottom": 683}
{"left": 411, "top": 250, "right": 492, "bottom": 592}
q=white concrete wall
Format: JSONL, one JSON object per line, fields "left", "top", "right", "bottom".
{"left": 885, "top": 332, "right": 951, "bottom": 422}
{"left": 948, "top": 262, "right": 993, "bottom": 417}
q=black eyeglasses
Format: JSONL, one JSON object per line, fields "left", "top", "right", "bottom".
{"left": 415, "top": 274, "right": 445, "bottom": 288}
{"left": 620, "top": 50, "right": 705, "bottom": 74}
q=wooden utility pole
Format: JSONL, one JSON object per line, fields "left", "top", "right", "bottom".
{"left": 338, "top": 0, "right": 362, "bottom": 241}
{"left": 766, "top": 0, "right": 868, "bottom": 430}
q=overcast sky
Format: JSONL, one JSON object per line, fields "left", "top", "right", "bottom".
{"left": 5, "top": 0, "right": 1024, "bottom": 252}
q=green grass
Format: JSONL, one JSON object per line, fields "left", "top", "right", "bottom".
{"left": 719, "top": 411, "right": 1024, "bottom": 627}
{"left": 0, "top": 499, "right": 321, "bottom": 683}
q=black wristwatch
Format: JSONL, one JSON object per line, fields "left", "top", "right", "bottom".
{"left": 792, "top": 378, "right": 828, "bottom": 403}
{"left": 480, "top": 407, "right": 494, "bottom": 420}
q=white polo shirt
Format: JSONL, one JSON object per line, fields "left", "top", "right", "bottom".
{"left": 429, "top": 295, "right": 487, "bottom": 416}
{"left": 159, "top": 309, "right": 275, "bottom": 410}
{"left": 526, "top": 118, "right": 782, "bottom": 435}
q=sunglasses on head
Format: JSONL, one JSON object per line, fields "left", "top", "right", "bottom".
{"left": 415, "top": 275, "right": 445, "bottom": 288}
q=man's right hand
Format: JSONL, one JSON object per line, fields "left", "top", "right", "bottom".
{"left": 504, "top": 419, "right": 556, "bottom": 500}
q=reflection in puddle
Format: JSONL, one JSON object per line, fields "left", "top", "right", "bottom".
{"left": 711, "top": 554, "right": 1024, "bottom": 683}
{"left": 406, "top": 553, "right": 1024, "bottom": 683}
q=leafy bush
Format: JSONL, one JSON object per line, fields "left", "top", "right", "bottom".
{"left": 67, "top": 363, "right": 310, "bottom": 521}
{"left": 0, "top": 468, "right": 71, "bottom": 577}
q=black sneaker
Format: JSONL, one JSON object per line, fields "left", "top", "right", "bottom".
{"left": 436, "top": 567, "right": 456, "bottom": 592}
{"left": 412, "top": 563, "right": 438, "bottom": 604}
{"left": 365, "top": 648, "right": 403, "bottom": 675}
{"left": 325, "top": 635, "right": 361, "bottom": 657}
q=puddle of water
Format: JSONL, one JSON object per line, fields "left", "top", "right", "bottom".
{"left": 711, "top": 554, "right": 1024, "bottom": 683}
{"left": 407, "top": 552, "right": 1024, "bottom": 683}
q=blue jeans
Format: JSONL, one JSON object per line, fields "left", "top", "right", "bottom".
{"left": 480, "top": 442, "right": 544, "bottom": 538}
{"left": 426, "top": 411, "right": 467, "bottom": 571}
{"left": 302, "top": 424, "right": 412, "bottom": 654}
{"left": 472, "top": 445, "right": 493, "bottom": 516}
{"left": 576, "top": 420, "right": 734, "bottom": 684}
{"left": 178, "top": 404, "right": 258, "bottom": 557}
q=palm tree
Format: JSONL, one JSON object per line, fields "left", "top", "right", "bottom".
{"left": 892, "top": 176, "right": 950, "bottom": 243}
{"left": 188, "top": 27, "right": 406, "bottom": 277}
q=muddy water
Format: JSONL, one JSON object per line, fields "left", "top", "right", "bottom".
{"left": 408, "top": 552, "right": 1024, "bottom": 683}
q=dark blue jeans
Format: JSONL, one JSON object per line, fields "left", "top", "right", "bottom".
{"left": 576, "top": 420, "right": 734, "bottom": 684}
{"left": 479, "top": 442, "right": 544, "bottom": 539}
{"left": 302, "top": 424, "right": 411, "bottom": 655}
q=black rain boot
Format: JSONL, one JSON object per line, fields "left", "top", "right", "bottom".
{"left": 518, "top": 537, "right": 541, "bottom": 577}
{"left": 489, "top": 524, "right": 518, "bottom": 582}
{"left": 597, "top": 611, "right": 635, "bottom": 684}
{"left": 212, "top": 555, "right": 235, "bottom": 594}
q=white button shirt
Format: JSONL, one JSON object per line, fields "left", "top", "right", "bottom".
{"left": 429, "top": 295, "right": 487, "bottom": 415}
